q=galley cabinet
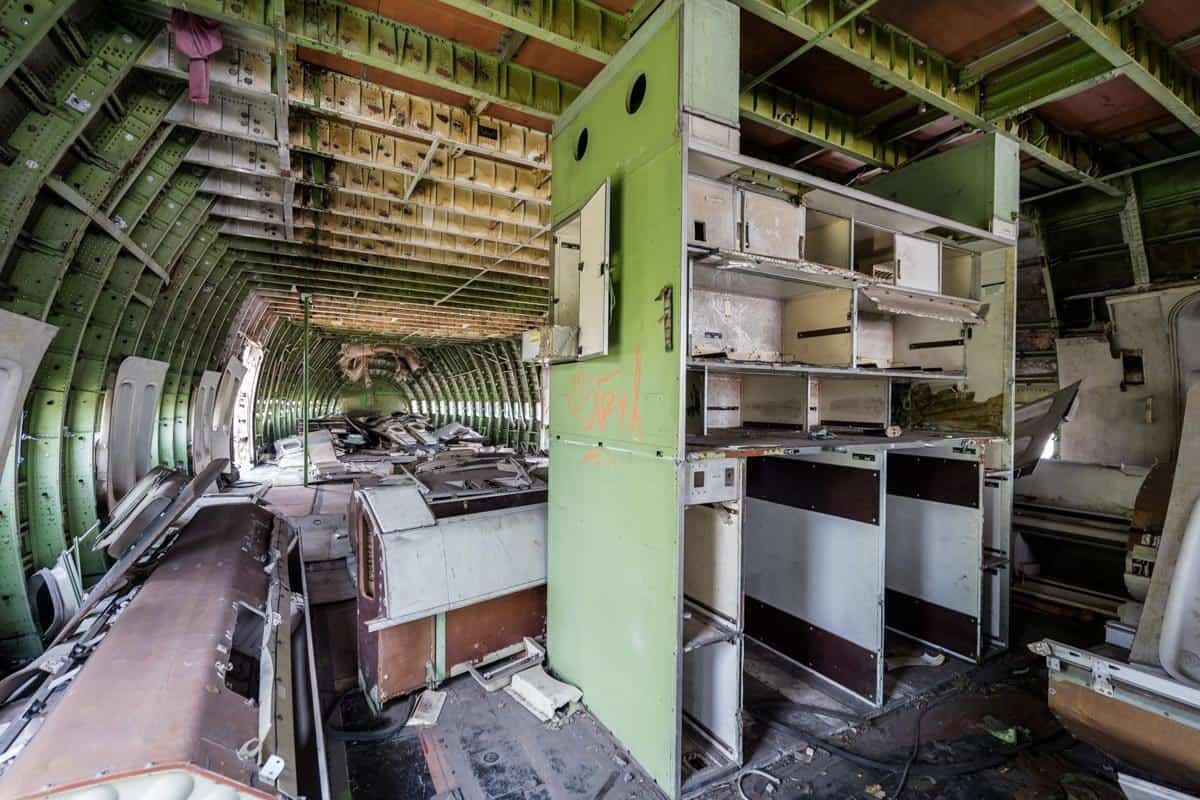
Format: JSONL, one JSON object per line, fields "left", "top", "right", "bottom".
{"left": 542, "top": 2, "right": 1018, "bottom": 798}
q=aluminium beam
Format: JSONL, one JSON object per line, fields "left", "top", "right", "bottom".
{"left": 741, "top": 80, "right": 910, "bottom": 168}
{"left": 1116, "top": 175, "right": 1151, "bottom": 284}
{"left": 981, "top": 40, "right": 1125, "bottom": 121}
{"left": 232, "top": 252, "right": 548, "bottom": 300}
{"left": 431, "top": 0, "right": 627, "bottom": 63}
{"left": 960, "top": 21, "right": 1070, "bottom": 89}
{"left": 285, "top": 0, "right": 582, "bottom": 120}
{"left": 44, "top": 178, "right": 171, "bottom": 284}
{"left": 1036, "top": 0, "right": 1200, "bottom": 136}
{"left": 734, "top": 0, "right": 1123, "bottom": 196}
{"left": 0, "top": 1, "right": 75, "bottom": 88}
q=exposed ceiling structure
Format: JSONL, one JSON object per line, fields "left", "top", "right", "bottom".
{"left": 3, "top": 0, "right": 1197, "bottom": 357}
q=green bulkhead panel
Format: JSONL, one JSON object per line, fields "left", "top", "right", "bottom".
{"left": 546, "top": 3, "right": 687, "bottom": 795}
{"left": 861, "top": 133, "right": 1021, "bottom": 238}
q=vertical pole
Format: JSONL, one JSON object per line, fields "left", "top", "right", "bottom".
{"left": 301, "top": 293, "right": 311, "bottom": 487}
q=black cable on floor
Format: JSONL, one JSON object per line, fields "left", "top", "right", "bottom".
{"left": 745, "top": 693, "right": 1072, "bottom": 797}
{"left": 324, "top": 687, "right": 417, "bottom": 743}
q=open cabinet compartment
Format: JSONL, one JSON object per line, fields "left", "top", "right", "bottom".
{"left": 680, "top": 458, "right": 744, "bottom": 793}
{"left": 854, "top": 284, "right": 989, "bottom": 374}
{"left": 743, "top": 451, "right": 887, "bottom": 706}
{"left": 884, "top": 446, "right": 987, "bottom": 662}
{"left": 690, "top": 260, "right": 854, "bottom": 366}
{"left": 527, "top": 180, "right": 611, "bottom": 363}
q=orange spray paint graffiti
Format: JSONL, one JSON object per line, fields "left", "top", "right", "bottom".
{"left": 565, "top": 346, "right": 644, "bottom": 439}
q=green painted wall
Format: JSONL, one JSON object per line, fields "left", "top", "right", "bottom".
{"left": 546, "top": 5, "right": 686, "bottom": 794}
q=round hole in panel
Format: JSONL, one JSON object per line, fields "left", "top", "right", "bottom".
{"left": 575, "top": 128, "right": 589, "bottom": 161}
{"left": 626, "top": 73, "right": 647, "bottom": 114}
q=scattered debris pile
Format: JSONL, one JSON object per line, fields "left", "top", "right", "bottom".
{"left": 271, "top": 412, "right": 529, "bottom": 480}
{"left": 337, "top": 343, "right": 422, "bottom": 387}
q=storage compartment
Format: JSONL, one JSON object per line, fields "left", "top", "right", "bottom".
{"left": 688, "top": 175, "right": 737, "bottom": 250}
{"left": 941, "top": 245, "right": 977, "bottom": 299}
{"left": 855, "top": 290, "right": 971, "bottom": 373}
{"left": 689, "top": 263, "right": 853, "bottom": 367}
{"left": 740, "top": 189, "right": 803, "bottom": 260}
{"left": 804, "top": 208, "right": 852, "bottom": 271}
{"left": 885, "top": 448, "right": 985, "bottom": 662}
{"left": 743, "top": 452, "right": 887, "bottom": 705}
{"left": 536, "top": 180, "right": 611, "bottom": 362}
{"left": 813, "top": 377, "right": 889, "bottom": 428}
{"left": 681, "top": 470, "right": 744, "bottom": 790}
{"left": 853, "top": 221, "right": 896, "bottom": 281}
{"left": 853, "top": 223, "right": 941, "bottom": 293}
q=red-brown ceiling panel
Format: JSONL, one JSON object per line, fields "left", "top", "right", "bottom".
{"left": 870, "top": 0, "right": 1049, "bottom": 63}
{"left": 513, "top": 38, "right": 605, "bottom": 86}
{"left": 1137, "top": 0, "right": 1200, "bottom": 43}
{"left": 1038, "top": 75, "right": 1175, "bottom": 140}
{"left": 368, "top": 0, "right": 506, "bottom": 52}
{"left": 739, "top": 10, "right": 898, "bottom": 115}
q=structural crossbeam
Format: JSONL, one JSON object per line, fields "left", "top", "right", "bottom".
{"left": 734, "top": 0, "right": 1122, "bottom": 195}
{"left": 285, "top": 0, "right": 582, "bottom": 120}
{"left": 1036, "top": 0, "right": 1200, "bottom": 136}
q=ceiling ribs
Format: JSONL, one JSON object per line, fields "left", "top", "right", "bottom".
{"left": 285, "top": 0, "right": 582, "bottom": 120}
{"left": 733, "top": 0, "right": 1123, "bottom": 196}
{"left": 1036, "top": 0, "right": 1200, "bottom": 137}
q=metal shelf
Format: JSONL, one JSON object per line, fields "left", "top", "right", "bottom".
{"left": 689, "top": 358, "right": 967, "bottom": 382}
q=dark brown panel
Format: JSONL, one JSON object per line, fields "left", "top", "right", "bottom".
{"left": 445, "top": 585, "right": 547, "bottom": 668}
{"left": 745, "top": 595, "right": 877, "bottom": 702}
{"left": 886, "top": 589, "right": 978, "bottom": 661}
{"left": 372, "top": 618, "right": 436, "bottom": 703}
{"left": 429, "top": 490, "right": 547, "bottom": 519}
{"left": 747, "top": 457, "right": 880, "bottom": 524}
{"left": 886, "top": 453, "right": 980, "bottom": 508}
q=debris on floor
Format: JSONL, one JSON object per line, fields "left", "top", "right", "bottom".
{"left": 884, "top": 651, "right": 946, "bottom": 671}
{"left": 504, "top": 665, "right": 583, "bottom": 723}
{"left": 406, "top": 689, "right": 447, "bottom": 728}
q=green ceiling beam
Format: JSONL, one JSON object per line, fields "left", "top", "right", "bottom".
{"left": 432, "top": 0, "right": 626, "bottom": 63}
{"left": 232, "top": 253, "right": 549, "bottom": 303}
{"left": 959, "top": 21, "right": 1070, "bottom": 90}
{"left": 285, "top": 0, "right": 582, "bottom": 120}
{"left": 981, "top": 40, "right": 1124, "bottom": 121}
{"left": 1036, "top": 0, "right": 1200, "bottom": 136}
{"left": 0, "top": 1, "right": 76, "bottom": 89}
{"left": 733, "top": 0, "right": 1122, "bottom": 195}
{"left": 0, "top": 15, "right": 159, "bottom": 269}
{"left": 741, "top": 80, "right": 911, "bottom": 168}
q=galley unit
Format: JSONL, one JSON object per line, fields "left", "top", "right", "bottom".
{"left": 686, "top": 138, "right": 1018, "bottom": 700}
{"left": 535, "top": 2, "right": 1019, "bottom": 798}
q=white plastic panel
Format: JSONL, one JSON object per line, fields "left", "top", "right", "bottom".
{"left": 577, "top": 180, "right": 611, "bottom": 360}
{"left": 885, "top": 448, "right": 984, "bottom": 661}
{"left": 894, "top": 234, "right": 940, "bottom": 293}
{"left": 372, "top": 503, "right": 547, "bottom": 628}
{"left": 688, "top": 175, "right": 737, "bottom": 250}
{"left": 741, "top": 190, "right": 803, "bottom": 261}
{"left": 209, "top": 358, "right": 246, "bottom": 474}
{"left": 548, "top": 180, "right": 610, "bottom": 361}
{"left": 682, "top": 623, "right": 742, "bottom": 764}
{"left": 0, "top": 310, "right": 56, "bottom": 482}
{"left": 744, "top": 451, "right": 885, "bottom": 704}
{"left": 684, "top": 500, "right": 742, "bottom": 623}
{"left": 103, "top": 357, "right": 169, "bottom": 506}
{"left": 745, "top": 499, "right": 883, "bottom": 653}
{"left": 189, "top": 371, "right": 221, "bottom": 475}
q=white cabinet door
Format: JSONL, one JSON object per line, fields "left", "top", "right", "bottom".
{"left": 741, "top": 190, "right": 804, "bottom": 261}
{"left": 894, "top": 234, "right": 940, "bottom": 293}
{"left": 687, "top": 176, "right": 737, "bottom": 250}
{"left": 577, "top": 180, "right": 611, "bottom": 360}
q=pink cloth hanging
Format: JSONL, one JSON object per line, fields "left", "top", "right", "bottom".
{"left": 170, "top": 10, "right": 223, "bottom": 105}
